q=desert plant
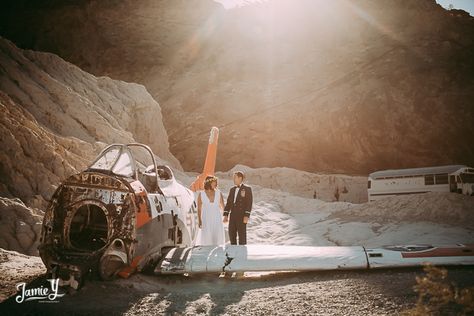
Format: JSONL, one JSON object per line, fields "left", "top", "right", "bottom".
{"left": 403, "top": 265, "right": 474, "bottom": 315}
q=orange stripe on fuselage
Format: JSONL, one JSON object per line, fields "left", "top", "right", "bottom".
{"left": 129, "top": 180, "right": 152, "bottom": 229}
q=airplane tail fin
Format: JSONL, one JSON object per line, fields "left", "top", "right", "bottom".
{"left": 190, "top": 127, "right": 219, "bottom": 192}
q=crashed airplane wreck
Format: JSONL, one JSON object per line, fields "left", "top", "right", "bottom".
{"left": 39, "top": 142, "right": 198, "bottom": 288}
{"left": 39, "top": 128, "right": 474, "bottom": 289}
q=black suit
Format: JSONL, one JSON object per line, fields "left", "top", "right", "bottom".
{"left": 224, "top": 184, "right": 253, "bottom": 245}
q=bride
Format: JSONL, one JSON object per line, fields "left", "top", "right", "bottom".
{"left": 195, "top": 175, "right": 226, "bottom": 245}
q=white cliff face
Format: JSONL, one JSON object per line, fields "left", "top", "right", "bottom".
{"left": 0, "top": 37, "right": 180, "bottom": 170}
{"left": 0, "top": 37, "right": 181, "bottom": 208}
{"left": 0, "top": 37, "right": 184, "bottom": 256}
{"left": 0, "top": 90, "right": 95, "bottom": 208}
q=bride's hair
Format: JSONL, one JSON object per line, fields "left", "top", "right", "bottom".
{"left": 204, "top": 175, "right": 218, "bottom": 190}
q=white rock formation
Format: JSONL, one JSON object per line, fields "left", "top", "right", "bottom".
{"left": 0, "top": 37, "right": 181, "bottom": 208}
{"left": 217, "top": 164, "right": 368, "bottom": 203}
{"left": 0, "top": 91, "right": 96, "bottom": 208}
{"left": 0, "top": 37, "right": 183, "bottom": 256}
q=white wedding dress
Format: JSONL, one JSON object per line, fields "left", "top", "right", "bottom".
{"left": 195, "top": 189, "right": 225, "bottom": 246}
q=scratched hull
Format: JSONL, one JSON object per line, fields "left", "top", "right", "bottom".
{"left": 156, "top": 244, "right": 474, "bottom": 274}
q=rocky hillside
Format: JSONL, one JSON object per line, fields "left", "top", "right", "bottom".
{"left": 1, "top": 0, "right": 473, "bottom": 174}
{"left": 0, "top": 37, "right": 180, "bottom": 208}
{"left": 0, "top": 198, "right": 43, "bottom": 256}
{"left": 0, "top": 37, "right": 181, "bottom": 254}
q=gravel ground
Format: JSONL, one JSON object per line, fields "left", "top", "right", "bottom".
{"left": 1, "top": 267, "right": 473, "bottom": 315}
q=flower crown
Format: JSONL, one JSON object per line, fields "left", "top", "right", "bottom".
{"left": 204, "top": 176, "right": 218, "bottom": 184}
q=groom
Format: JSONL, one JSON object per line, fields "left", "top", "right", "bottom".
{"left": 223, "top": 171, "right": 253, "bottom": 245}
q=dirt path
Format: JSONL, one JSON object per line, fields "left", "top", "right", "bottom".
{"left": 0, "top": 249, "right": 45, "bottom": 303}
{"left": 1, "top": 267, "right": 473, "bottom": 315}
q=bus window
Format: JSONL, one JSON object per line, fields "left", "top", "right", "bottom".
{"left": 424, "top": 175, "right": 434, "bottom": 185}
{"left": 460, "top": 173, "right": 474, "bottom": 183}
{"left": 368, "top": 180, "right": 371, "bottom": 189}
{"left": 435, "top": 174, "right": 448, "bottom": 185}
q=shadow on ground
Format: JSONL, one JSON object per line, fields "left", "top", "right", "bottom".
{"left": 1, "top": 267, "right": 473, "bottom": 315}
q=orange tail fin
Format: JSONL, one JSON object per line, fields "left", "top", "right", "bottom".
{"left": 190, "top": 127, "right": 219, "bottom": 192}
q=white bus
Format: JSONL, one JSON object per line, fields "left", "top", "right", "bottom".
{"left": 368, "top": 165, "right": 474, "bottom": 201}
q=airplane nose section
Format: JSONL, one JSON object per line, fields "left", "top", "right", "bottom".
{"left": 39, "top": 171, "right": 138, "bottom": 287}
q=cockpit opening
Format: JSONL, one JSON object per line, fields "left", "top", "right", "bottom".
{"left": 141, "top": 165, "right": 173, "bottom": 192}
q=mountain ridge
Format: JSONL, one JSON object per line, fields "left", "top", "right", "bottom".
{"left": 0, "top": 0, "right": 473, "bottom": 174}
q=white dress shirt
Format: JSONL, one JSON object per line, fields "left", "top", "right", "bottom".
{"left": 233, "top": 184, "right": 242, "bottom": 204}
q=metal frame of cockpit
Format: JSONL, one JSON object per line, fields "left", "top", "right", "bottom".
{"left": 87, "top": 143, "right": 164, "bottom": 194}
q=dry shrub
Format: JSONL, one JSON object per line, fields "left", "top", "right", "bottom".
{"left": 404, "top": 265, "right": 474, "bottom": 315}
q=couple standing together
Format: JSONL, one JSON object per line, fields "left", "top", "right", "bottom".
{"left": 196, "top": 171, "right": 253, "bottom": 245}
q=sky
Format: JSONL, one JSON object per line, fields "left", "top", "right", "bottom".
{"left": 436, "top": 0, "right": 474, "bottom": 16}
{"left": 214, "top": 0, "right": 474, "bottom": 14}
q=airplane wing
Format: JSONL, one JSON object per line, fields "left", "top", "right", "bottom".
{"left": 366, "top": 244, "right": 474, "bottom": 268}
{"left": 154, "top": 244, "right": 474, "bottom": 275}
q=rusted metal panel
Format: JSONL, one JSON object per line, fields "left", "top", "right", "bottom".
{"left": 39, "top": 171, "right": 139, "bottom": 288}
